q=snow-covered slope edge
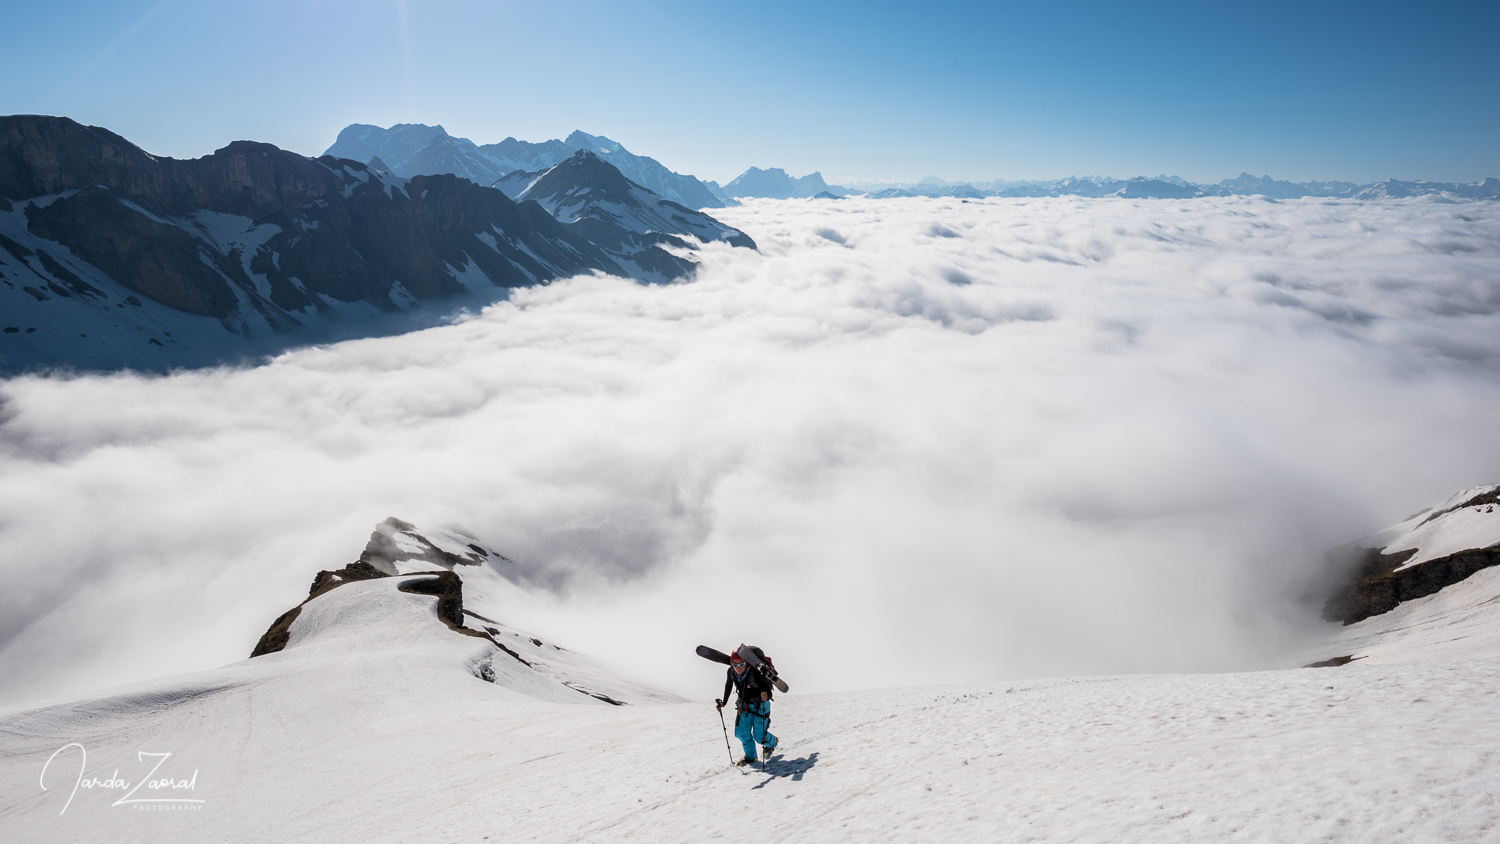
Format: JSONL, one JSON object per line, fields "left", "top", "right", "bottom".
{"left": 1298, "top": 483, "right": 1500, "bottom": 669}
{"left": 1322, "top": 483, "right": 1500, "bottom": 625}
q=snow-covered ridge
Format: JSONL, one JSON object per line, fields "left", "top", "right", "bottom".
{"left": 323, "top": 123, "right": 726, "bottom": 210}
{"left": 1373, "top": 484, "right": 1500, "bottom": 568}
{"left": 252, "top": 517, "right": 679, "bottom": 707}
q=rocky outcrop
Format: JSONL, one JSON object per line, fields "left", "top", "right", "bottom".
{"left": 1321, "top": 486, "right": 1500, "bottom": 625}
{"left": 357, "top": 517, "right": 512, "bottom": 575}
{"left": 1322, "top": 545, "right": 1500, "bottom": 625}
{"left": 243, "top": 517, "right": 681, "bottom": 705}
{"left": 250, "top": 542, "right": 531, "bottom": 667}
{"left": 396, "top": 570, "right": 469, "bottom": 634}
{"left": 250, "top": 561, "right": 391, "bottom": 657}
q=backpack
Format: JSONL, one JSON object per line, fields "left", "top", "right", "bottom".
{"left": 743, "top": 645, "right": 777, "bottom": 684}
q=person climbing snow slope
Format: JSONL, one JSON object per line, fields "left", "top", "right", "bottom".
{"left": 717, "top": 649, "right": 778, "bottom": 766}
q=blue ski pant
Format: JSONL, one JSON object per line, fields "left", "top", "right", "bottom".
{"left": 734, "top": 700, "right": 776, "bottom": 759}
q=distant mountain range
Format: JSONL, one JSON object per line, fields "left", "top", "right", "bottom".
{"left": 835, "top": 172, "right": 1500, "bottom": 201}
{"left": 5, "top": 113, "right": 1496, "bottom": 374}
{"left": 0, "top": 116, "right": 753, "bottom": 374}
{"left": 326, "top": 125, "right": 727, "bottom": 210}
{"left": 325, "top": 123, "right": 1498, "bottom": 204}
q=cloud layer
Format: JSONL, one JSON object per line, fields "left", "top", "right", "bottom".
{"left": 2, "top": 195, "right": 1498, "bottom": 706}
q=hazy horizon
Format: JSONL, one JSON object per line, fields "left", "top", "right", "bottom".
{"left": 2, "top": 1, "right": 1496, "bottom": 186}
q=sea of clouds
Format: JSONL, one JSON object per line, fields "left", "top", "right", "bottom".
{"left": 1, "top": 195, "right": 1498, "bottom": 706}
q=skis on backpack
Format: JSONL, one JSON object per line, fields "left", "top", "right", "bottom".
{"left": 697, "top": 643, "right": 789, "bottom": 693}
{"left": 736, "top": 644, "right": 789, "bottom": 693}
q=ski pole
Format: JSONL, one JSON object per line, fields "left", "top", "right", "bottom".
{"left": 715, "top": 700, "right": 734, "bottom": 765}
{"left": 759, "top": 705, "right": 769, "bottom": 771}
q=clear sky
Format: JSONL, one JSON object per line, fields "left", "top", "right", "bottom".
{"left": 2, "top": 0, "right": 1496, "bottom": 185}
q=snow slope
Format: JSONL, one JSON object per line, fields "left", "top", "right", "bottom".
{"left": 2, "top": 631, "right": 1496, "bottom": 841}
{"left": 1304, "top": 484, "right": 1500, "bottom": 666}
{"left": 4, "top": 509, "right": 1500, "bottom": 840}
{"left": 1360, "top": 484, "right": 1500, "bottom": 570}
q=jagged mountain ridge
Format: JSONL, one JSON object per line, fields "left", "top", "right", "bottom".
{"left": 722, "top": 166, "right": 839, "bottom": 199}
{"left": 0, "top": 115, "right": 747, "bottom": 374}
{"left": 515, "top": 150, "right": 756, "bottom": 281}
{"left": 560, "top": 131, "right": 727, "bottom": 211}
{"left": 325, "top": 123, "right": 726, "bottom": 210}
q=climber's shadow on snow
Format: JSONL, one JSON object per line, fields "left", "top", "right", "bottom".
{"left": 751, "top": 751, "right": 819, "bottom": 788}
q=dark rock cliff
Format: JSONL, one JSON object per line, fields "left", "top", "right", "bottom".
{"left": 1322, "top": 487, "right": 1500, "bottom": 625}
{"left": 1, "top": 115, "right": 626, "bottom": 325}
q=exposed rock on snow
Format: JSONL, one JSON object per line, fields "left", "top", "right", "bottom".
{"left": 249, "top": 517, "right": 669, "bottom": 706}
{"left": 1322, "top": 484, "right": 1500, "bottom": 624}
{"left": 357, "top": 516, "right": 510, "bottom": 574}
{"left": 249, "top": 560, "right": 390, "bottom": 657}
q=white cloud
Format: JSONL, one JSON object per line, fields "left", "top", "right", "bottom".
{"left": 2, "top": 195, "right": 1498, "bottom": 706}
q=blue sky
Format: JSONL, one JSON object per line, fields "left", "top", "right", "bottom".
{"left": 2, "top": 0, "right": 1496, "bottom": 185}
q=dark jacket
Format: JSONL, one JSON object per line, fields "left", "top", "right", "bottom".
{"left": 723, "top": 664, "right": 775, "bottom": 708}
